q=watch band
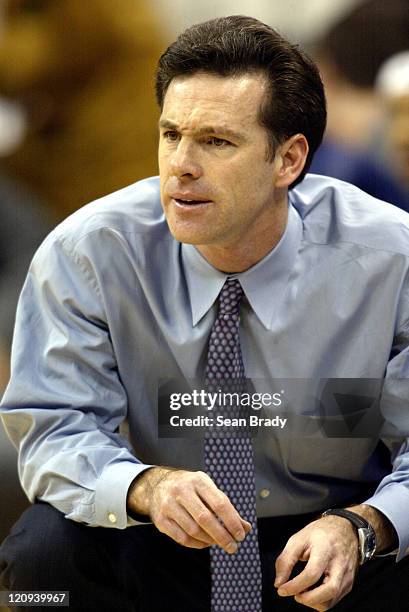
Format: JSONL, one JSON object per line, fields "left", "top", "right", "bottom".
{"left": 322, "top": 508, "right": 369, "bottom": 529}
{"left": 321, "top": 508, "right": 377, "bottom": 565}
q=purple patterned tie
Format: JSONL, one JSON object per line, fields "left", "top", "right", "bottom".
{"left": 204, "top": 278, "right": 262, "bottom": 611}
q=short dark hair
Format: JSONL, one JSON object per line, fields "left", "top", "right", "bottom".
{"left": 156, "top": 15, "right": 327, "bottom": 186}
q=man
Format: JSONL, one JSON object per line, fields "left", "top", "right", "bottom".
{"left": 1, "top": 15, "right": 409, "bottom": 612}
{"left": 376, "top": 50, "right": 409, "bottom": 191}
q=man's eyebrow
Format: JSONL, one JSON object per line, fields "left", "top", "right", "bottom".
{"left": 158, "top": 119, "right": 243, "bottom": 140}
{"left": 158, "top": 119, "right": 178, "bottom": 131}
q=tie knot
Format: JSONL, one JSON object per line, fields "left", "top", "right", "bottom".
{"left": 218, "top": 278, "right": 244, "bottom": 315}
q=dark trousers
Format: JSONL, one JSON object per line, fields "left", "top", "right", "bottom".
{"left": 1, "top": 503, "right": 409, "bottom": 612}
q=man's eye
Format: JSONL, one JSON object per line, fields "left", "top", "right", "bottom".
{"left": 163, "top": 131, "right": 179, "bottom": 142}
{"left": 209, "top": 137, "right": 229, "bottom": 147}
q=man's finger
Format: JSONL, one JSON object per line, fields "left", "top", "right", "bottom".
{"left": 294, "top": 562, "right": 352, "bottom": 609}
{"left": 184, "top": 492, "right": 242, "bottom": 554}
{"left": 276, "top": 549, "right": 328, "bottom": 596}
{"left": 171, "top": 504, "right": 216, "bottom": 545}
{"left": 195, "top": 476, "right": 248, "bottom": 540}
{"left": 274, "top": 537, "right": 306, "bottom": 588}
{"left": 158, "top": 517, "right": 212, "bottom": 549}
{"left": 294, "top": 579, "right": 335, "bottom": 609}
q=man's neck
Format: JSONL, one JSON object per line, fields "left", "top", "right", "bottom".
{"left": 196, "top": 204, "right": 288, "bottom": 273}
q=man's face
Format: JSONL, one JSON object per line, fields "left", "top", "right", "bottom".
{"left": 158, "top": 72, "right": 284, "bottom": 251}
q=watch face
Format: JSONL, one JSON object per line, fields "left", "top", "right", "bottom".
{"left": 358, "top": 528, "right": 377, "bottom": 563}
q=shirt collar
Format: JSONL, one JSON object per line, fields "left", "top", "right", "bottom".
{"left": 181, "top": 203, "right": 303, "bottom": 328}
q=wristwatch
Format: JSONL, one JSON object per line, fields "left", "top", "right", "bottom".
{"left": 321, "top": 508, "right": 377, "bottom": 565}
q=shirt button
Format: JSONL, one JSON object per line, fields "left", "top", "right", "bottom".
{"left": 108, "top": 512, "right": 117, "bottom": 524}
{"left": 260, "top": 488, "right": 270, "bottom": 499}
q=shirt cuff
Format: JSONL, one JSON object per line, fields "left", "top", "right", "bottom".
{"left": 364, "top": 484, "right": 409, "bottom": 562}
{"left": 95, "top": 460, "right": 153, "bottom": 528}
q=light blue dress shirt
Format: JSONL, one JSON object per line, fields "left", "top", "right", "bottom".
{"left": 2, "top": 174, "right": 409, "bottom": 559}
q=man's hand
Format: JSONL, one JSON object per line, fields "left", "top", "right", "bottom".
{"left": 274, "top": 515, "right": 359, "bottom": 611}
{"left": 127, "top": 467, "right": 251, "bottom": 553}
{"left": 274, "top": 505, "right": 397, "bottom": 611}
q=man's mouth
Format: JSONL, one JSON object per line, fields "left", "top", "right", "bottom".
{"left": 172, "top": 197, "right": 211, "bottom": 206}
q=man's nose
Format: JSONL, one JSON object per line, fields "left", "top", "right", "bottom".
{"left": 169, "top": 140, "right": 202, "bottom": 180}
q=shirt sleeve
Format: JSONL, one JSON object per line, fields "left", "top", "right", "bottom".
{"left": 0, "top": 232, "right": 153, "bottom": 528}
{"left": 363, "top": 318, "right": 409, "bottom": 562}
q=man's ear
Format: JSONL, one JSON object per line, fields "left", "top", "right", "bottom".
{"left": 274, "top": 134, "right": 309, "bottom": 188}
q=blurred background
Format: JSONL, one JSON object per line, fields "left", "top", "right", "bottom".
{"left": 0, "top": 0, "right": 408, "bottom": 542}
